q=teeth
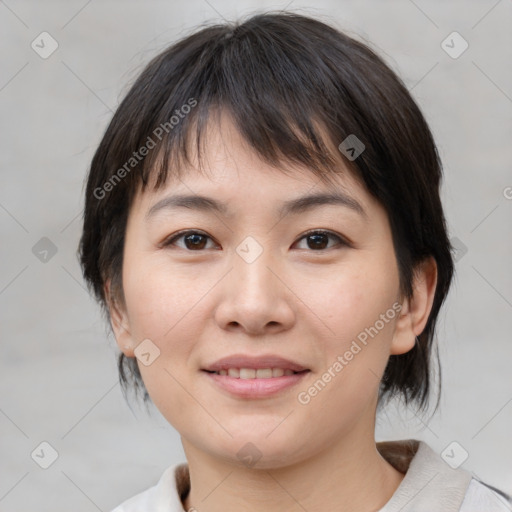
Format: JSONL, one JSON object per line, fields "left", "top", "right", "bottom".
{"left": 213, "top": 368, "right": 299, "bottom": 378}
{"left": 256, "top": 368, "right": 272, "bottom": 379}
{"left": 240, "top": 368, "right": 256, "bottom": 379}
{"left": 228, "top": 368, "right": 240, "bottom": 378}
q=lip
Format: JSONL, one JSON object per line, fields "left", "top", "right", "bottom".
{"left": 201, "top": 353, "right": 310, "bottom": 399}
{"left": 202, "top": 354, "right": 308, "bottom": 372}
{"left": 203, "top": 370, "right": 310, "bottom": 399}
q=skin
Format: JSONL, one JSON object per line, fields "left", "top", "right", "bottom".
{"left": 106, "top": 113, "right": 438, "bottom": 512}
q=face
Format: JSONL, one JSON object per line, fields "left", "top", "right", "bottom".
{"left": 109, "top": 114, "right": 426, "bottom": 469}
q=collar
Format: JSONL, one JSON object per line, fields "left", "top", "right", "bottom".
{"left": 377, "top": 439, "right": 473, "bottom": 511}
{"left": 166, "top": 439, "right": 473, "bottom": 511}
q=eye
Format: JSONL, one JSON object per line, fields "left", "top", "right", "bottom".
{"left": 162, "top": 230, "right": 218, "bottom": 251}
{"left": 162, "top": 229, "right": 349, "bottom": 252}
{"left": 293, "top": 230, "right": 349, "bottom": 251}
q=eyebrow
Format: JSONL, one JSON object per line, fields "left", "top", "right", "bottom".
{"left": 145, "top": 191, "right": 367, "bottom": 222}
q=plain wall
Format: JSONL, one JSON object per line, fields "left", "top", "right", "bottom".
{"left": 1, "top": 1, "right": 511, "bottom": 510}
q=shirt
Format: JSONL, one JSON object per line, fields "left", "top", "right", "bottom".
{"left": 111, "top": 439, "right": 512, "bottom": 511}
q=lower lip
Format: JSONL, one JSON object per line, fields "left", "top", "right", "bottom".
{"left": 203, "top": 371, "right": 309, "bottom": 399}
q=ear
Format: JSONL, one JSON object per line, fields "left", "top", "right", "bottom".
{"left": 104, "top": 279, "right": 136, "bottom": 358}
{"left": 390, "top": 256, "right": 438, "bottom": 355}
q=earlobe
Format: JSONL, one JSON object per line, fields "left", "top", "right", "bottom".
{"left": 104, "top": 279, "right": 135, "bottom": 357}
{"left": 390, "top": 257, "right": 438, "bottom": 355}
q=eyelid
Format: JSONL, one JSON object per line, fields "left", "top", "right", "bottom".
{"left": 160, "top": 229, "right": 219, "bottom": 249}
{"left": 297, "top": 229, "right": 351, "bottom": 248}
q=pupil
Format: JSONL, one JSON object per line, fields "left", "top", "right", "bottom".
{"left": 308, "top": 234, "right": 327, "bottom": 249}
{"left": 186, "top": 234, "right": 206, "bottom": 250}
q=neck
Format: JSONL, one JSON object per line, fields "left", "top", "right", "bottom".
{"left": 181, "top": 423, "right": 404, "bottom": 512}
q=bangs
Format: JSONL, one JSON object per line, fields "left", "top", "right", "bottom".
{"left": 111, "top": 15, "right": 382, "bottom": 198}
{"left": 143, "top": 104, "right": 344, "bottom": 193}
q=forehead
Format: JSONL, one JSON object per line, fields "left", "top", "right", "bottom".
{"left": 130, "top": 111, "right": 375, "bottom": 219}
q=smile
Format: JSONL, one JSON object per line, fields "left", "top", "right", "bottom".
{"left": 202, "top": 369, "right": 310, "bottom": 398}
{"left": 207, "top": 368, "right": 301, "bottom": 378}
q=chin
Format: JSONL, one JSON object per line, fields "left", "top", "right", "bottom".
{"left": 214, "top": 433, "right": 307, "bottom": 470}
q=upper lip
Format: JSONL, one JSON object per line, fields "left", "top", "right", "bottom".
{"left": 202, "top": 354, "right": 309, "bottom": 372}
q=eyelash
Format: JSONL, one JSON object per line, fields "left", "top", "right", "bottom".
{"left": 161, "top": 229, "right": 350, "bottom": 252}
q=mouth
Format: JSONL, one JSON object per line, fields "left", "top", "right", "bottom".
{"left": 202, "top": 354, "right": 309, "bottom": 374}
{"left": 203, "top": 368, "right": 309, "bottom": 379}
{"left": 201, "top": 354, "right": 310, "bottom": 398}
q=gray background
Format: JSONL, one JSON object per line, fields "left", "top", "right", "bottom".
{"left": 1, "top": 0, "right": 511, "bottom": 510}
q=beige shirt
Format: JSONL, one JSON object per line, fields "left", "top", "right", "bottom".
{"left": 112, "top": 439, "right": 511, "bottom": 511}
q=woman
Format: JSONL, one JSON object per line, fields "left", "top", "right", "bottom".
{"left": 78, "top": 11, "right": 511, "bottom": 511}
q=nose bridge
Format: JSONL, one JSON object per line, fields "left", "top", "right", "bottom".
{"left": 214, "top": 236, "right": 295, "bottom": 333}
{"left": 232, "top": 237, "right": 277, "bottom": 302}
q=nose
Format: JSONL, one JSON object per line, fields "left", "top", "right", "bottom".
{"left": 213, "top": 247, "right": 296, "bottom": 336}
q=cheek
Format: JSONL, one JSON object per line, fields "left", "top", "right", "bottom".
{"left": 304, "top": 252, "right": 400, "bottom": 407}
{"left": 312, "top": 257, "right": 399, "bottom": 343}
{"left": 121, "top": 252, "right": 208, "bottom": 406}
{"left": 122, "top": 253, "right": 193, "bottom": 340}
{"left": 296, "top": 269, "right": 399, "bottom": 430}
